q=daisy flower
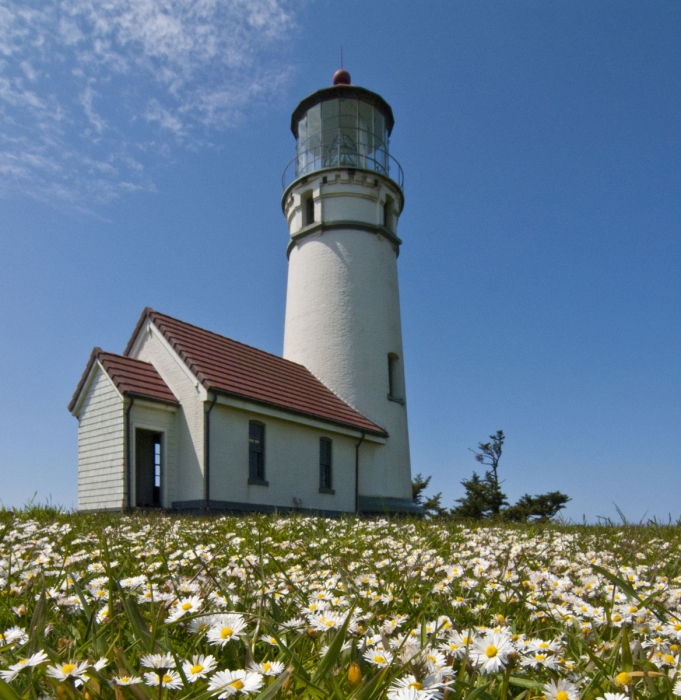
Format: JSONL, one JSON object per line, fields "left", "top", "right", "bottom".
{"left": 248, "top": 660, "right": 285, "bottom": 676}
{"left": 140, "top": 653, "right": 175, "bottom": 669}
{"left": 309, "top": 611, "right": 344, "bottom": 631}
{"left": 543, "top": 678, "right": 580, "bottom": 700}
{"left": 387, "top": 689, "right": 426, "bottom": 700}
{"left": 167, "top": 595, "right": 203, "bottom": 622}
{"left": 46, "top": 661, "right": 90, "bottom": 681}
{"left": 388, "top": 673, "right": 447, "bottom": 699}
{"left": 183, "top": 654, "right": 218, "bottom": 682}
{"left": 207, "top": 669, "right": 263, "bottom": 697}
{"left": 207, "top": 614, "right": 248, "bottom": 647}
{"left": 113, "top": 676, "right": 143, "bottom": 686}
{"left": 521, "top": 652, "right": 561, "bottom": 670}
{"left": 363, "top": 649, "right": 394, "bottom": 667}
{"left": 470, "top": 630, "right": 514, "bottom": 674}
{"left": 0, "top": 651, "right": 49, "bottom": 682}
{"left": 144, "top": 671, "right": 183, "bottom": 689}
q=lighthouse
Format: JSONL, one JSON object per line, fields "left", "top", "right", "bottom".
{"left": 282, "top": 69, "right": 414, "bottom": 510}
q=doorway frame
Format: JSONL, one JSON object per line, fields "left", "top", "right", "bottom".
{"left": 133, "top": 425, "right": 166, "bottom": 508}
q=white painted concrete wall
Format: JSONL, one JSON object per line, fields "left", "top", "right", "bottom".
{"left": 130, "top": 322, "right": 206, "bottom": 504}
{"left": 77, "top": 365, "right": 125, "bottom": 510}
{"left": 283, "top": 169, "right": 413, "bottom": 502}
{"left": 209, "top": 403, "right": 357, "bottom": 512}
{"left": 129, "top": 402, "right": 177, "bottom": 508}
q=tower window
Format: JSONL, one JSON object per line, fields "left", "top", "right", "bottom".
{"left": 319, "top": 438, "right": 334, "bottom": 493}
{"left": 248, "top": 421, "right": 267, "bottom": 484}
{"left": 383, "top": 196, "right": 394, "bottom": 232}
{"left": 304, "top": 192, "right": 315, "bottom": 226}
{"left": 387, "top": 352, "right": 405, "bottom": 403}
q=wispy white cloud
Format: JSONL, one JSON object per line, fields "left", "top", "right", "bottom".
{"left": 0, "top": 0, "right": 302, "bottom": 208}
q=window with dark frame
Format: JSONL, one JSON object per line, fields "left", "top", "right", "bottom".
{"left": 388, "top": 353, "right": 396, "bottom": 397}
{"left": 248, "top": 421, "right": 266, "bottom": 482}
{"left": 319, "top": 437, "right": 333, "bottom": 491}
{"left": 305, "top": 194, "right": 315, "bottom": 225}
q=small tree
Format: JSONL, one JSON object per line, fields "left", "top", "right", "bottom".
{"left": 451, "top": 430, "right": 508, "bottom": 519}
{"left": 412, "top": 473, "right": 448, "bottom": 518}
{"left": 451, "top": 430, "right": 569, "bottom": 522}
{"left": 471, "top": 430, "right": 505, "bottom": 494}
{"left": 451, "top": 472, "right": 507, "bottom": 520}
{"left": 503, "top": 491, "right": 570, "bottom": 523}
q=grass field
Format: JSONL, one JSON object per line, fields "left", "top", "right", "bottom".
{"left": 1, "top": 509, "right": 680, "bottom": 700}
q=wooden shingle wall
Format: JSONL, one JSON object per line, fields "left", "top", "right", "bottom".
{"left": 77, "top": 366, "right": 125, "bottom": 510}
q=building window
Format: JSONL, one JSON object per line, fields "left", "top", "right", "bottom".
{"left": 319, "top": 437, "right": 334, "bottom": 493}
{"left": 387, "top": 352, "right": 405, "bottom": 404}
{"left": 304, "top": 192, "right": 315, "bottom": 226}
{"left": 248, "top": 421, "right": 267, "bottom": 484}
{"left": 383, "top": 196, "right": 394, "bottom": 232}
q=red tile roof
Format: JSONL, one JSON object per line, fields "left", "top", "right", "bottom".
{"left": 69, "top": 348, "right": 179, "bottom": 412}
{"left": 124, "top": 308, "right": 387, "bottom": 437}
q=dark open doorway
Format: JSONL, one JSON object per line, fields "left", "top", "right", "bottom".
{"left": 135, "top": 429, "right": 162, "bottom": 507}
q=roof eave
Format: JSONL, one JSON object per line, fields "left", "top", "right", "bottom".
{"left": 208, "top": 386, "right": 388, "bottom": 438}
{"left": 68, "top": 347, "right": 103, "bottom": 414}
{"left": 122, "top": 391, "right": 180, "bottom": 408}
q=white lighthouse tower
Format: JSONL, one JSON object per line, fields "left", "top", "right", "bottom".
{"left": 282, "top": 69, "right": 415, "bottom": 513}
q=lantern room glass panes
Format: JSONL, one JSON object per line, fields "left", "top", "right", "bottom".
{"left": 296, "top": 98, "right": 389, "bottom": 178}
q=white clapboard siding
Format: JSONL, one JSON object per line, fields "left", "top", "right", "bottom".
{"left": 133, "top": 325, "right": 205, "bottom": 503}
{"left": 77, "top": 366, "right": 125, "bottom": 510}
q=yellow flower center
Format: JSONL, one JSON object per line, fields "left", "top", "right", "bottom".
{"left": 263, "top": 663, "right": 271, "bottom": 673}
{"left": 120, "top": 677, "right": 130, "bottom": 683}
{"left": 485, "top": 645, "right": 498, "bottom": 658}
{"left": 190, "top": 665, "right": 203, "bottom": 675}
{"left": 409, "top": 681, "right": 423, "bottom": 690}
{"left": 221, "top": 627, "right": 233, "bottom": 639}
{"left": 182, "top": 602, "right": 193, "bottom": 611}
{"left": 374, "top": 655, "right": 386, "bottom": 664}
{"left": 615, "top": 672, "right": 632, "bottom": 687}
{"left": 62, "top": 664, "right": 76, "bottom": 674}
{"left": 665, "top": 655, "right": 675, "bottom": 664}
{"left": 539, "top": 642, "right": 549, "bottom": 649}
{"left": 162, "top": 674, "right": 172, "bottom": 683}
{"left": 230, "top": 680, "right": 244, "bottom": 690}
{"left": 556, "top": 692, "right": 569, "bottom": 700}
{"left": 326, "top": 620, "right": 334, "bottom": 627}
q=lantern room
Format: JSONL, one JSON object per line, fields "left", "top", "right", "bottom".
{"left": 283, "top": 71, "right": 403, "bottom": 190}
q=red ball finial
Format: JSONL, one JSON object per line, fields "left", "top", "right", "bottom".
{"left": 333, "top": 68, "right": 351, "bottom": 85}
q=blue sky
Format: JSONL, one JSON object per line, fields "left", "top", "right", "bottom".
{"left": 1, "top": 0, "right": 679, "bottom": 522}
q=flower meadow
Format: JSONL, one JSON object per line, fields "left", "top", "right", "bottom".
{"left": 2, "top": 512, "right": 681, "bottom": 700}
